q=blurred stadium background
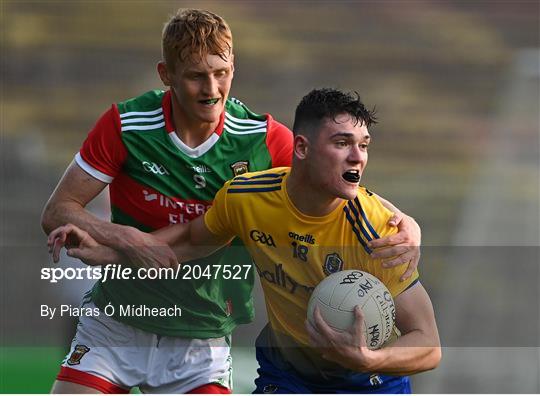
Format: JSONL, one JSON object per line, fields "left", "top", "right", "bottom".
{"left": 1, "top": 0, "right": 539, "bottom": 393}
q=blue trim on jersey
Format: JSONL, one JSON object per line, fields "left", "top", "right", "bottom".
{"left": 404, "top": 278, "right": 420, "bottom": 291}
{"left": 228, "top": 186, "right": 282, "bottom": 194}
{"left": 346, "top": 201, "right": 374, "bottom": 242}
{"left": 354, "top": 197, "right": 380, "bottom": 239}
{"left": 234, "top": 172, "right": 286, "bottom": 180}
{"left": 343, "top": 206, "right": 372, "bottom": 254}
{"left": 230, "top": 179, "right": 282, "bottom": 186}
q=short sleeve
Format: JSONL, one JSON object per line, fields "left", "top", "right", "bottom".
{"left": 359, "top": 190, "right": 419, "bottom": 298}
{"left": 204, "top": 181, "right": 236, "bottom": 240}
{"left": 383, "top": 266, "right": 419, "bottom": 298}
{"left": 76, "top": 104, "right": 127, "bottom": 183}
{"left": 266, "top": 116, "right": 293, "bottom": 167}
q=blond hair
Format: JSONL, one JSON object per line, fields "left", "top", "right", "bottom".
{"left": 162, "top": 9, "right": 233, "bottom": 70}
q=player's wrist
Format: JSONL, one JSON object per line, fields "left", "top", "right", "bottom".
{"left": 103, "top": 246, "right": 124, "bottom": 264}
{"left": 353, "top": 347, "right": 383, "bottom": 373}
{"left": 110, "top": 225, "right": 144, "bottom": 252}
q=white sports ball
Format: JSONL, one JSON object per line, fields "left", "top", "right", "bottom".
{"left": 307, "top": 270, "right": 395, "bottom": 350}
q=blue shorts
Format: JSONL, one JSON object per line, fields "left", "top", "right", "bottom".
{"left": 253, "top": 346, "right": 411, "bottom": 394}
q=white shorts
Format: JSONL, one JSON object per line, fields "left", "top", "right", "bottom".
{"left": 58, "top": 301, "right": 232, "bottom": 393}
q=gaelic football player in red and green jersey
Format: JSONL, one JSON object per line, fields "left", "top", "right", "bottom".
{"left": 42, "top": 9, "right": 421, "bottom": 394}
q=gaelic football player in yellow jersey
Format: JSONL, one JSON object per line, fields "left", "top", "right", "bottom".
{"left": 48, "top": 89, "right": 439, "bottom": 393}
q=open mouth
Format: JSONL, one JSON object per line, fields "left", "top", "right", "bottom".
{"left": 199, "top": 98, "right": 220, "bottom": 105}
{"left": 342, "top": 170, "right": 360, "bottom": 183}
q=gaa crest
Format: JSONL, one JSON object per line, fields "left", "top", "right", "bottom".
{"left": 67, "top": 344, "right": 90, "bottom": 365}
{"left": 230, "top": 161, "right": 249, "bottom": 176}
{"left": 323, "top": 253, "right": 343, "bottom": 275}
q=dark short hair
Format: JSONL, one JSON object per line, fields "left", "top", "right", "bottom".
{"left": 292, "top": 88, "right": 377, "bottom": 137}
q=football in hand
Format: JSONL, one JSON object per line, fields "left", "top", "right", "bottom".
{"left": 307, "top": 270, "right": 396, "bottom": 349}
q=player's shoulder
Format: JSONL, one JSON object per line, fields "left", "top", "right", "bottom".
{"left": 225, "top": 97, "right": 267, "bottom": 121}
{"left": 350, "top": 186, "right": 394, "bottom": 227}
{"left": 357, "top": 186, "right": 383, "bottom": 205}
{"left": 224, "top": 167, "right": 290, "bottom": 195}
{"left": 224, "top": 98, "right": 291, "bottom": 144}
{"left": 117, "top": 90, "right": 165, "bottom": 114}
{"left": 231, "top": 167, "right": 290, "bottom": 181}
{"left": 224, "top": 97, "right": 270, "bottom": 135}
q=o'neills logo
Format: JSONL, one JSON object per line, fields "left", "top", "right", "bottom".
{"left": 288, "top": 231, "right": 316, "bottom": 244}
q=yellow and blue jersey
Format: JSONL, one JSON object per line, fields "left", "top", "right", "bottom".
{"left": 205, "top": 167, "right": 419, "bottom": 349}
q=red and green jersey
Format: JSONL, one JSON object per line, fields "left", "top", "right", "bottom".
{"left": 76, "top": 90, "right": 292, "bottom": 337}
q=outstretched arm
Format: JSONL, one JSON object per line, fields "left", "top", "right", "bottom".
{"left": 307, "top": 282, "right": 441, "bottom": 375}
{"left": 152, "top": 216, "right": 234, "bottom": 262}
{"left": 42, "top": 161, "right": 177, "bottom": 269}
{"left": 48, "top": 216, "right": 232, "bottom": 267}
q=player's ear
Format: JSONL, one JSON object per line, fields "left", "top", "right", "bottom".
{"left": 157, "top": 61, "right": 172, "bottom": 86}
{"left": 293, "top": 135, "right": 309, "bottom": 160}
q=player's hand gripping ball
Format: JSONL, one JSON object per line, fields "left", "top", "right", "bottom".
{"left": 307, "top": 270, "right": 395, "bottom": 350}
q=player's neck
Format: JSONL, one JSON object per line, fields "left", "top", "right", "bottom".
{"left": 174, "top": 124, "right": 217, "bottom": 148}
{"left": 287, "top": 169, "right": 343, "bottom": 217}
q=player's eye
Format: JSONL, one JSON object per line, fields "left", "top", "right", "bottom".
{"left": 335, "top": 140, "right": 348, "bottom": 147}
{"left": 187, "top": 73, "right": 203, "bottom": 80}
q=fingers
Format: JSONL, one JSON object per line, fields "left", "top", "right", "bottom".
{"left": 307, "top": 309, "right": 339, "bottom": 356}
{"left": 399, "top": 264, "right": 416, "bottom": 282}
{"left": 313, "top": 306, "right": 334, "bottom": 339}
{"left": 306, "top": 317, "right": 326, "bottom": 347}
{"left": 368, "top": 233, "right": 404, "bottom": 249}
{"left": 369, "top": 215, "right": 421, "bottom": 250}
{"left": 352, "top": 306, "right": 367, "bottom": 348}
{"left": 352, "top": 306, "right": 364, "bottom": 328}
{"left": 65, "top": 226, "right": 90, "bottom": 248}
{"left": 66, "top": 247, "right": 85, "bottom": 260}
{"left": 378, "top": 247, "right": 419, "bottom": 281}
{"left": 370, "top": 245, "right": 410, "bottom": 260}
{"left": 383, "top": 250, "right": 412, "bottom": 269}
{"left": 48, "top": 226, "right": 66, "bottom": 248}
{"left": 368, "top": 220, "right": 420, "bottom": 282}
{"left": 386, "top": 211, "right": 403, "bottom": 227}
{"left": 52, "top": 236, "right": 65, "bottom": 263}
{"left": 48, "top": 229, "right": 67, "bottom": 255}
{"left": 382, "top": 247, "right": 418, "bottom": 267}
{"left": 48, "top": 223, "right": 88, "bottom": 258}
{"left": 66, "top": 247, "right": 101, "bottom": 267}
{"left": 51, "top": 224, "right": 86, "bottom": 243}
{"left": 399, "top": 251, "right": 420, "bottom": 281}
